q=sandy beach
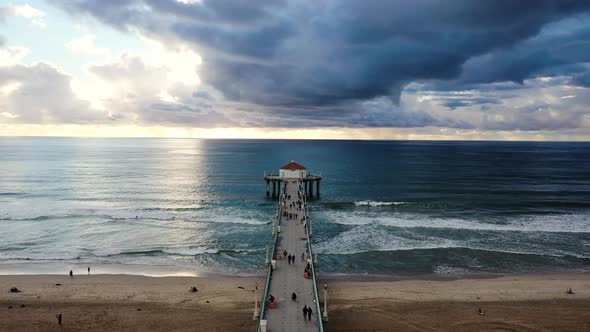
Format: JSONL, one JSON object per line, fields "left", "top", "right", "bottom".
{"left": 1, "top": 273, "right": 589, "bottom": 331}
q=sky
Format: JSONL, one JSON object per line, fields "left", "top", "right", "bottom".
{"left": 1, "top": 1, "right": 590, "bottom": 140}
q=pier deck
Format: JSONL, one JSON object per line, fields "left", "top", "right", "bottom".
{"left": 259, "top": 178, "right": 323, "bottom": 332}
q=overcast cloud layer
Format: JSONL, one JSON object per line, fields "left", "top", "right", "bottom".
{"left": 1, "top": 1, "right": 590, "bottom": 136}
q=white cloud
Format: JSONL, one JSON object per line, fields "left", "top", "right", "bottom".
{"left": 0, "top": 46, "right": 30, "bottom": 66}
{"left": 138, "top": 35, "right": 202, "bottom": 86}
{"left": 31, "top": 18, "right": 46, "bottom": 29}
{"left": 1, "top": 112, "right": 19, "bottom": 119}
{"left": 1, "top": 4, "right": 46, "bottom": 29}
{"left": 10, "top": 4, "right": 45, "bottom": 18}
{"left": 67, "top": 34, "right": 110, "bottom": 57}
{"left": 0, "top": 81, "right": 22, "bottom": 95}
{"left": 0, "top": 62, "right": 106, "bottom": 124}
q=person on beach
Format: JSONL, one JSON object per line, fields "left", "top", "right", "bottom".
{"left": 292, "top": 292, "right": 297, "bottom": 301}
{"left": 69, "top": 270, "right": 73, "bottom": 278}
{"left": 88, "top": 267, "right": 90, "bottom": 275}
{"left": 56, "top": 313, "right": 62, "bottom": 325}
{"left": 302, "top": 305, "right": 308, "bottom": 320}
{"left": 307, "top": 307, "right": 312, "bottom": 320}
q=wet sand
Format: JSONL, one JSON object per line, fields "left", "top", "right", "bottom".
{"left": 1, "top": 273, "right": 589, "bottom": 331}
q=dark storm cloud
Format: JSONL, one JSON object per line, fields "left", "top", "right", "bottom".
{"left": 48, "top": 0, "right": 590, "bottom": 131}
{"left": 441, "top": 97, "right": 501, "bottom": 110}
{"left": 50, "top": 1, "right": 590, "bottom": 105}
{"left": 459, "top": 21, "right": 590, "bottom": 84}
{"left": 572, "top": 70, "right": 590, "bottom": 87}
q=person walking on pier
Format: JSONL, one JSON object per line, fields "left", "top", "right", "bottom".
{"left": 302, "top": 305, "right": 308, "bottom": 320}
{"left": 287, "top": 254, "right": 292, "bottom": 265}
{"left": 301, "top": 252, "right": 305, "bottom": 262}
{"left": 307, "top": 307, "right": 313, "bottom": 321}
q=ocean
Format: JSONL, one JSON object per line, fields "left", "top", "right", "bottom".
{"left": 1, "top": 137, "right": 589, "bottom": 277}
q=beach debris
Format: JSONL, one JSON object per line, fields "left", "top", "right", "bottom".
{"left": 55, "top": 283, "right": 62, "bottom": 286}
{"left": 56, "top": 313, "right": 62, "bottom": 325}
{"left": 8, "top": 306, "right": 12, "bottom": 309}
{"left": 9, "top": 287, "right": 21, "bottom": 293}
{"left": 190, "top": 286, "right": 198, "bottom": 293}
{"left": 566, "top": 288, "right": 575, "bottom": 295}
{"left": 137, "top": 308, "right": 141, "bottom": 311}
{"left": 478, "top": 307, "right": 486, "bottom": 316}
{"left": 237, "top": 286, "right": 244, "bottom": 289}
{"left": 20, "top": 304, "right": 25, "bottom": 308}
{"left": 205, "top": 301, "right": 210, "bottom": 303}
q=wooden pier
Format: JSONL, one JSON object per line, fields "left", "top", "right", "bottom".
{"left": 256, "top": 162, "right": 326, "bottom": 332}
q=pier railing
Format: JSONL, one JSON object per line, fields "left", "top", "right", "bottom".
{"left": 256, "top": 190, "right": 283, "bottom": 331}
{"left": 305, "top": 206, "right": 324, "bottom": 332}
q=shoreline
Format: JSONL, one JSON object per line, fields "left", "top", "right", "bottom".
{"left": 1, "top": 272, "right": 589, "bottom": 331}
{"left": 1, "top": 260, "right": 588, "bottom": 281}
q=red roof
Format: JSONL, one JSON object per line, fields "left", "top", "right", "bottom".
{"left": 280, "top": 161, "right": 306, "bottom": 170}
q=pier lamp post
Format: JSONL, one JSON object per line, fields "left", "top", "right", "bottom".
{"left": 323, "top": 284, "right": 328, "bottom": 322}
{"left": 253, "top": 282, "right": 260, "bottom": 320}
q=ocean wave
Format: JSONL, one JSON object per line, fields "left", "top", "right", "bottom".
{"left": 140, "top": 207, "right": 206, "bottom": 212}
{"left": 1, "top": 212, "right": 270, "bottom": 226}
{"left": 93, "top": 247, "right": 257, "bottom": 258}
{"left": 320, "top": 210, "right": 590, "bottom": 233}
{"left": 315, "top": 225, "right": 458, "bottom": 255}
{"left": 315, "top": 223, "right": 590, "bottom": 259}
{"left": 354, "top": 201, "right": 408, "bottom": 207}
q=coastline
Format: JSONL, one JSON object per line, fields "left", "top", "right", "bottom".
{"left": 2, "top": 272, "right": 589, "bottom": 331}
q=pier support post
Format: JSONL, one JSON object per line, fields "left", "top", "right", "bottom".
{"left": 253, "top": 282, "right": 260, "bottom": 320}
{"left": 323, "top": 284, "right": 328, "bottom": 322}
{"left": 272, "top": 180, "right": 276, "bottom": 198}
{"left": 316, "top": 180, "right": 320, "bottom": 197}
{"left": 266, "top": 180, "right": 270, "bottom": 197}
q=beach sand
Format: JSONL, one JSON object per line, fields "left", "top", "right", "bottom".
{"left": 1, "top": 273, "right": 589, "bottom": 331}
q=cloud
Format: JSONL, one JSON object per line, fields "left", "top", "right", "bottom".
{"left": 0, "top": 46, "right": 30, "bottom": 67}
{"left": 0, "top": 62, "right": 103, "bottom": 124}
{"left": 7, "top": 4, "right": 45, "bottom": 18}
{"left": 49, "top": 0, "right": 590, "bottom": 107}
{"left": 0, "top": 4, "right": 47, "bottom": 30}
{"left": 67, "top": 34, "right": 110, "bottom": 57}
{"left": 0, "top": 0, "right": 575, "bottom": 134}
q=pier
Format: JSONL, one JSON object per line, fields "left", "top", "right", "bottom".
{"left": 264, "top": 162, "right": 322, "bottom": 199}
{"left": 256, "top": 162, "right": 325, "bottom": 332}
